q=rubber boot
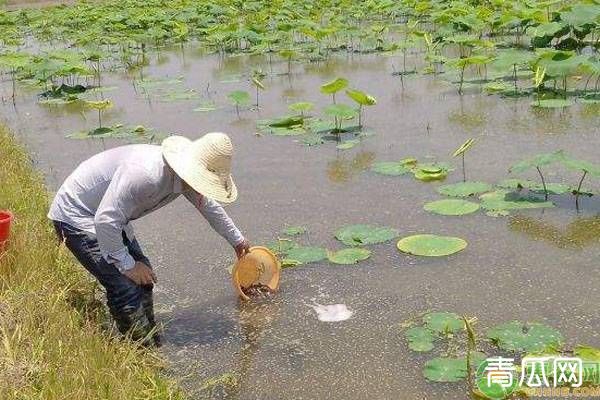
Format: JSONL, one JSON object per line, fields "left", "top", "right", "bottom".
{"left": 112, "top": 304, "right": 155, "bottom": 347}
{"left": 141, "top": 286, "right": 161, "bottom": 347}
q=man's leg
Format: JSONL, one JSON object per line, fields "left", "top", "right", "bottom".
{"left": 123, "top": 233, "right": 161, "bottom": 347}
{"left": 53, "top": 221, "right": 154, "bottom": 346}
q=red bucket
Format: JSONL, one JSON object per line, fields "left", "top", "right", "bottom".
{"left": 0, "top": 210, "right": 13, "bottom": 252}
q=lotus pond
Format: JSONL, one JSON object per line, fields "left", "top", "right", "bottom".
{"left": 2, "top": 0, "right": 600, "bottom": 398}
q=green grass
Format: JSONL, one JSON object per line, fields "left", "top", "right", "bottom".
{"left": 0, "top": 125, "right": 183, "bottom": 399}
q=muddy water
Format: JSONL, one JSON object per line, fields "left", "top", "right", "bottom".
{"left": 2, "top": 46, "right": 600, "bottom": 399}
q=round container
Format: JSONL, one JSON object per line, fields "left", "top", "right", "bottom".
{"left": 232, "top": 246, "right": 281, "bottom": 301}
{"left": 0, "top": 210, "right": 13, "bottom": 252}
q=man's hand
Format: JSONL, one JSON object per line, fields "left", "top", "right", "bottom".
{"left": 123, "top": 261, "right": 157, "bottom": 286}
{"left": 235, "top": 239, "right": 251, "bottom": 260}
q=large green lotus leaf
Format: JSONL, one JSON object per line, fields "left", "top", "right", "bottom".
{"left": 371, "top": 161, "right": 411, "bottom": 176}
{"left": 531, "top": 98, "right": 574, "bottom": 108}
{"left": 288, "top": 102, "right": 314, "bottom": 113}
{"left": 509, "top": 150, "right": 565, "bottom": 173}
{"left": 265, "top": 239, "right": 298, "bottom": 256}
{"left": 423, "top": 357, "right": 468, "bottom": 383}
{"left": 285, "top": 246, "right": 327, "bottom": 264}
{"left": 424, "top": 353, "right": 487, "bottom": 383}
{"left": 497, "top": 178, "right": 570, "bottom": 194}
{"left": 480, "top": 190, "right": 554, "bottom": 212}
{"left": 320, "top": 77, "right": 349, "bottom": 94}
{"left": 424, "top": 199, "right": 480, "bottom": 216}
{"left": 405, "top": 327, "right": 435, "bottom": 352}
{"left": 492, "top": 49, "right": 535, "bottom": 70}
{"left": 345, "top": 88, "right": 377, "bottom": 106}
{"left": 227, "top": 90, "right": 250, "bottom": 105}
{"left": 397, "top": 234, "right": 467, "bottom": 257}
{"left": 560, "top": 4, "right": 600, "bottom": 28}
{"left": 528, "top": 22, "right": 566, "bottom": 38}
{"left": 328, "top": 248, "right": 371, "bottom": 265}
{"left": 423, "top": 312, "right": 464, "bottom": 333}
{"left": 282, "top": 226, "right": 307, "bottom": 236}
{"left": 487, "top": 321, "right": 563, "bottom": 352}
{"left": 323, "top": 103, "right": 357, "bottom": 119}
{"left": 335, "top": 224, "right": 399, "bottom": 246}
{"left": 560, "top": 155, "right": 600, "bottom": 177}
{"left": 437, "top": 181, "right": 493, "bottom": 197}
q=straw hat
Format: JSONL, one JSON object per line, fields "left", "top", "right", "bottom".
{"left": 161, "top": 133, "right": 238, "bottom": 203}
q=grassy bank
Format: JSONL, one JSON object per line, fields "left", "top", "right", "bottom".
{"left": 0, "top": 126, "right": 183, "bottom": 399}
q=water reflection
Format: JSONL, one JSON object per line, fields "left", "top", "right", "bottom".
{"left": 508, "top": 214, "right": 600, "bottom": 249}
{"left": 327, "top": 151, "right": 375, "bottom": 183}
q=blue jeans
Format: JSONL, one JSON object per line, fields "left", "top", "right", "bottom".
{"left": 53, "top": 220, "right": 159, "bottom": 345}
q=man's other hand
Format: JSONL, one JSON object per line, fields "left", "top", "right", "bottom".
{"left": 124, "top": 261, "right": 157, "bottom": 286}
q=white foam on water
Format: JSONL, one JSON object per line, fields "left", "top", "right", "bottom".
{"left": 310, "top": 303, "right": 353, "bottom": 322}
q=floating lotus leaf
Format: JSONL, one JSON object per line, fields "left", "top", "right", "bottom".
{"left": 531, "top": 99, "right": 574, "bottom": 108}
{"left": 423, "top": 312, "right": 464, "bottom": 334}
{"left": 487, "top": 321, "right": 563, "bottom": 352}
{"left": 320, "top": 77, "right": 349, "bottom": 94}
{"left": 301, "top": 134, "right": 325, "bottom": 146}
{"left": 371, "top": 161, "right": 411, "bottom": 176}
{"left": 327, "top": 248, "right": 371, "bottom": 265}
{"left": 336, "top": 139, "right": 360, "bottom": 150}
{"left": 452, "top": 138, "right": 475, "bottom": 157}
{"left": 423, "top": 357, "right": 467, "bottom": 383}
{"left": 424, "top": 199, "right": 480, "bottom": 216}
{"left": 335, "top": 224, "right": 399, "bottom": 246}
{"left": 405, "top": 327, "right": 435, "bottom": 352}
{"left": 265, "top": 239, "right": 298, "bottom": 255}
{"left": 397, "top": 234, "right": 467, "bottom": 257}
{"left": 282, "top": 226, "right": 307, "bottom": 236}
{"left": 497, "top": 179, "right": 570, "bottom": 194}
{"left": 285, "top": 246, "right": 327, "bottom": 264}
{"left": 437, "top": 181, "right": 493, "bottom": 197}
{"left": 480, "top": 190, "right": 554, "bottom": 212}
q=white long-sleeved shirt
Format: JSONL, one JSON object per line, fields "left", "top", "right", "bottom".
{"left": 48, "top": 144, "right": 245, "bottom": 272}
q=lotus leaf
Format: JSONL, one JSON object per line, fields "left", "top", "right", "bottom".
{"left": 371, "top": 161, "right": 411, "bottom": 176}
{"left": 424, "top": 199, "right": 480, "bottom": 216}
{"left": 437, "top": 181, "right": 493, "bottom": 197}
{"left": 320, "top": 77, "right": 349, "bottom": 94}
{"left": 509, "top": 151, "right": 565, "bottom": 173}
{"left": 265, "top": 239, "right": 298, "bottom": 255}
{"left": 405, "top": 327, "right": 435, "bottom": 352}
{"left": 397, "top": 234, "right": 467, "bottom": 257}
{"left": 423, "top": 357, "right": 468, "bottom": 383}
{"left": 323, "top": 104, "right": 357, "bottom": 119}
{"left": 282, "top": 226, "right": 307, "bottom": 236}
{"left": 335, "top": 224, "right": 399, "bottom": 246}
{"left": 452, "top": 138, "right": 475, "bottom": 157}
{"left": 327, "top": 248, "right": 371, "bottom": 265}
{"left": 487, "top": 321, "right": 563, "bottom": 352}
{"left": 480, "top": 190, "right": 554, "bottom": 212}
{"left": 227, "top": 90, "right": 250, "bottom": 105}
{"left": 285, "top": 246, "right": 327, "bottom": 264}
{"left": 423, "top": 312, "right": 464, "bottom": 334}
{"left": 345, "top": 89, "right": 376, "bottom": 106}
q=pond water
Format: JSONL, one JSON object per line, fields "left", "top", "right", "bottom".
{"left": 2, "top": 45, "right": 600, "bottom": 399}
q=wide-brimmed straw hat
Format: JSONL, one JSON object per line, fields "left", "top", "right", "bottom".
{"left": 161, "top": 133, "right": 238, "bottom": 203}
